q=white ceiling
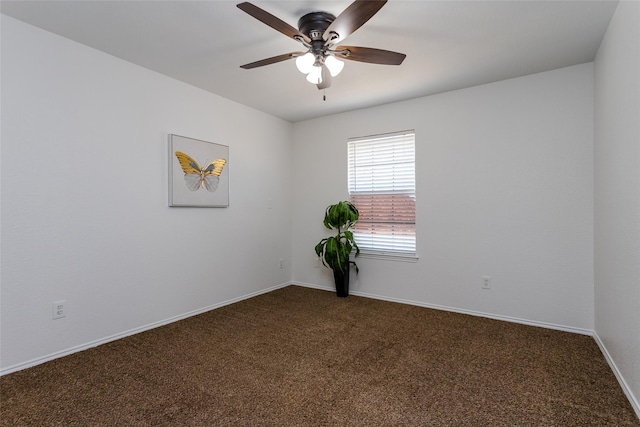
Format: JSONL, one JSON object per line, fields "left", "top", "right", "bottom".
{"left": 1, "top": 0, "right": 618, "bottom": 122}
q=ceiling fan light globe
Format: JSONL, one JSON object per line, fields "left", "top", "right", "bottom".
{"left": 295, "top": 52, "right": 315, "bottom": 74}
{"left": 306, "top": 66, "right": 323, "bottom": 84}
{"left": 325, "top": 56, "right": 344, "bottom": 77}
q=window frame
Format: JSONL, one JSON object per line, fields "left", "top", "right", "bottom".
{"left": 347, "top": 130, "right": 417, "bottom": 261}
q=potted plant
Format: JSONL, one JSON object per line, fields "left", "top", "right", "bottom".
{"left": 314, "top": 201, "right": 360, "bottom": 297}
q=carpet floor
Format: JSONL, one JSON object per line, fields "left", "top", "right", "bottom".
{"left": 1, "top": 285, "right": 638, "bottom": 426}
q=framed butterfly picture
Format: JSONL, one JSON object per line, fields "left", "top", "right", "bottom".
{"left": 169, "top": 134, "right": 229, "bottom": 207}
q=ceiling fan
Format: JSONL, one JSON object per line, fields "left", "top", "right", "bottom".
{"left": 237, "top": 0, "right": 406, "bottom": 90}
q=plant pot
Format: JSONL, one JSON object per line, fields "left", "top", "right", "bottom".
{"left": 333, "top": 269, "right": 349, "bottom": 298}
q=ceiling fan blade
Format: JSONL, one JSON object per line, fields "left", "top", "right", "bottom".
{"left": 335, "top": 46, "right": 406, "bottom": 65}
{"left": 316, "top": 66, "right": 332, "bottom": 90}
{"left": 323, "top": 0, "right": 387, "bottom": 45}
{"left": 237, "top": 2, "right": 310, "bottom": 43}
{"left": 240, "top": 52, "right": 303, "bottom": 69}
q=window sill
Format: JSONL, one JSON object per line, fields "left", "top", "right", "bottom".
{"left": 356, "top": 251, "right": 419, "bottom": 263}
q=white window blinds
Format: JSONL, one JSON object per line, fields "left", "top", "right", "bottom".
{"left": 348, "top": 131, "right": 416, "bottom": 256}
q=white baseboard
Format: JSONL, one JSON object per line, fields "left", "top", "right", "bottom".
{"left": 294, "top": 282, "right": 593, "bottom": 335}
{"left": 593, "top": 332, "right": 640, "bottom": 420}
{"left": 0, "top": 282, "right": 293, "bottom": 376}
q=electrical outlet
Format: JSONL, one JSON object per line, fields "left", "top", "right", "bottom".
{"left": 52, "top": 300, "right": 66, "bottom": 319}
{"left": 481, "top": 276, "right": 491, "bottom": 290}
{"left": 279, "top": 258, "right": 284, "bottom": 269}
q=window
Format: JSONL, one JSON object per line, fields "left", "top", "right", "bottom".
{"left": 347, "top": 131, "right": 416, "bottom": 258}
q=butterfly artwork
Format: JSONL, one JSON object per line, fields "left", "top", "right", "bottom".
{"left": 174, "top": 151, "right": 226, "bottom": 192}
{"left": 169, "top": 134, "right": 229, "bottom": 207}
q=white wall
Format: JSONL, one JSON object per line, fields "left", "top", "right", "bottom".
{"left": 292, "top": 64, "right": 594, "bottom": 332}
{"left": 594, "top": 0, "right": 640, "bottom": 415}
{"left": 0, "top": 16, "right": 293, "bottom": 372}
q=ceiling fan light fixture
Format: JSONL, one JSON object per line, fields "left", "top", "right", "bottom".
{"left": 295, "top": 52, "right": 315, "bottom": 74}
{"left": 324, "top": 55, "right": 344, "bottom": 77}
{"left": 306, "top": 65, "right": 323, "bottom": 84}
{"left": 238, "top": 1, "right": 406, "bottom": 90}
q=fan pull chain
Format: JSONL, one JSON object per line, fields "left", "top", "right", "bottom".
{"left": 323, "top": 89, "right": 326, "bottom": 101}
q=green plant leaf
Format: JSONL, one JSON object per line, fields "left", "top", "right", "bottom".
{"left": 343, "top": 230, "right": 360, "bottom": 256}
{"left": 314, "top": 240, "right": 327, "bottom": 257}
{"left": 323, "top": 201, "right": 359, "bottom": 231}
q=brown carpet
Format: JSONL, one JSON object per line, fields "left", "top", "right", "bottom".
{"left": 1, "top": 285, "right": 638, "bottom": 426}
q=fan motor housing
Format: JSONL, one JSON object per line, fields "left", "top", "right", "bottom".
{"left": 298, "top": 12, "right": 335, "bottom": 40}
